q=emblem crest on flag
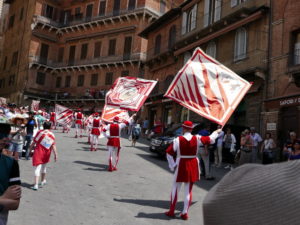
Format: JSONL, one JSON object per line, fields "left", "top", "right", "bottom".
{"left": 101, "top": 105, "right": 130, "bottom": 123}
{"left": 55, "top": 104, "right": 73, "bottom": 126}
{"left": 164, "top": 48, "right": 252, "bottom": 125}
{"left": 106, "top": 77, "right": 157, "bottom": 111}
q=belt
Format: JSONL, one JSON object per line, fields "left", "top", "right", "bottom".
{"left": 179, "top": 155, "right": 197, "bottom": 159}
{"left": 109, "top": 136, "right": 119, "bottom": 138}
{"left": 92, "top": 127, "right": 100, "bottom": 129}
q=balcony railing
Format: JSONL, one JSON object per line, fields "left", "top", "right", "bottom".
{"left": 30, "top": 53, "right": 146, "bottom": 68}
{"left": 35, "top": 6, "right": 161, "bottom": 29}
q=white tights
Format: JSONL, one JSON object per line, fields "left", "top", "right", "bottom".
{"left": 35, "top": 164, "right": 47, "bottom": 176}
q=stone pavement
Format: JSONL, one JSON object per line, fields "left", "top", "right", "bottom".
{"left": 8, "top": 129, "right": 229, "bottom": 225}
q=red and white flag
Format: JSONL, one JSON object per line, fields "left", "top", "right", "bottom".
{"left": 0, "top": 97, "right": 6, "bottom": 105}
{"left": 164, "top": 48, "right": 252, "bottom": 126}
{"left": 106, "top": 77, "right": 157, "bottom": 111}
{"left": 31, "top": 100, "right": 40, "bottom": 112}
{"left": 55, "top": 104, "right": 73, "bottom": 126}
{"left": 101, "top": 105, "right": 130, "bottom": 123}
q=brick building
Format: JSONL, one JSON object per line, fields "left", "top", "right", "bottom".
{"left": 141, "top": 0, "right": 270, "bottom": 131}
{"left": 0, "top": 0, "right": 175, "bottom": 111}
{"left": 263, "top": 0, "right": 300, "bottom": 144}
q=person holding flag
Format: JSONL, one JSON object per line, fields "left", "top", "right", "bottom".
{"left": 29, "top": 121, "right": 58, "bottom": 191}
{"left": 90, "top": 113, "right": 102, "bottom": 151}
{"left": 103, "top": 114, "right": 135, "bottom": 172}
{"left": 74, "top": 109, "right": 83, "bottom": 138}
{"left": 164, "top": 121, "right": 221, "bottom": 220}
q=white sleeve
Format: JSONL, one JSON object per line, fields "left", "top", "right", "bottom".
{"left": 120, "top": 123, "right": 127, "bottom": 129}
{"left": 209, "top": 131, "right": 219, "bottom": 144}
{"left": 231, "top": 134, "right": 236, "bottom": 150}
{"left": 103, "top": 125, "right": 110, "bottom": 138}
{"left": 166, "top": 138, "right": 178, "bottom": 171}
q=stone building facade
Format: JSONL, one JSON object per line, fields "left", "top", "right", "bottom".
{"left": 141, "top": 0, "right": 270, "bottom": 131}
{"left": 263, "top": 0, "right": 300, "bottom": 145}
{"left": 0, "top": 0, "right": 173, "bottom": 111}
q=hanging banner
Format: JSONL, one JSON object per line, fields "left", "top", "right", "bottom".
{"left": 105, "top": 76, "right": 157, "bottom": 111}
{"left": 164, "top": 48, "right": 252, "bottom": 125}
{"left": 55, "top": 104, "right": 73, "bottom": 126}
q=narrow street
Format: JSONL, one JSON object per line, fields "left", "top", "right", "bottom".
{"left": 8, "top": 129, "right": 227, "bottom": 225}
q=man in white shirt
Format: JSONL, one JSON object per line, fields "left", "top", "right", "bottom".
{"left": 250, "top": 127, "right": 262, "bottom": 163}
{"left": 215, "top": 125, "right": 224, "bottom": 167}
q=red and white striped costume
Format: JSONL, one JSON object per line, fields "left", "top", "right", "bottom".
{"left": 50, "top": 112, "right": 56, "bottom": 129}
{"left": 74, "top": 112, "right": 83, "bottom": 137}
{"left": 90, "top": 116, "right": 101, "bottom": 151}
{"left": 103, "top": 119, "right": 129, "bottom": 171}
{"left": 32, "top": 129, "right": 56, "bottom": 167}
{"left": 165, "top": 124, "right": 218, "bottom": 220}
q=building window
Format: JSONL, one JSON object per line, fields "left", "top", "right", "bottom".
{"left": 206, "top": 41, "right": 217, "bottom": 58}
{"left": 113, "top": 0, "right": 121, "bottom": 16}
{"left": 123, "top": 36, "right": 132, "bottom": 60}
{"left": 231, "top": 0, "right": 248, "bottom": 8}
{"left": 94, "top": 41, "right": 102, "bottom": 58}
{"left": 293, "top": 32, "right": 300, "bottom": 65}
{"left": 91, "top": 74, "right": 98, "bottom": 86}
{"left": 65, "top": 76, "right": 71, "bottom": 87}
{"left": 105, "top": 72, "right": 113, "bottom": 85}
{"left": 56, "top": 77, "right": 62, "bottom": 88}
{"left": 164, "top": 75, "right": 174, "bottom": 92}
{"left": 86, "top": 4, "right": 93, "bottom": 20}
{"left": 182, "top": 4, "right": 197, "bottom": 34}
{"left": 77, "top": 75, "right": 84, "bottom": 87}
{"left": 11, "top": 51, "right": 18, "bottom": 67}
{"left": 8, "top": 15, "right": 15, "bottom": 29}
{"left": 168, "top": 25, "right": 176, "bottom": 49}
{"left": 99, "top": 1, "right": 106, "bottom": 16}
{"left": 75, "top": 7, "right": 82, "bottom": 20}
{"left": 45, "top": 5, "right": 54, "bottom": 19}
{"left": 128, "top": 0, "right": 136, "bottom": 10}
{"left": 80, "top": 43, "right": 88, "bottom": 60}
{"left": 36, "top": 72, "right": 46, "bottom": 85}
{"left": 3, "top": 56, "right": 7, "bottom": 70}
{"left": 58, "top": 47, "right": 64, "bottom": 62}
{"left": 68, "top": 45, "right": 76, "bottom": 66}
{"left": 154, "top": 35, "right": 161, "bottom": 55}
{"left": 234, "top": 27, "right": 247, "bottom": 61}
{"left": 8, "top": 75, "right": 15, "bottom": 86}
{"left": 108, "top": 39, "right": 116, "bottom": 56}
{"left": 20, "top": 7, "right": 24, "bottom": 21}
{"left": 160, "top": 0, "right": 166, "bottom": 14}
{"left": 204, "top": 0, "right": 221, "bottom": 27}
{"left": 0, "top": 79, "right": 5, "bottom": 88}
{"left": 121, "top": 70, "right": 129, "bottom": 77}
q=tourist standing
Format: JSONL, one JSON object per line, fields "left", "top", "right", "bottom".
{"left": 223, "top": 128, "right": 236, "bottom": 170}
{"left": 214, "top": 125, "right": 224, "bottom": 167}
{"left": 250, "top": 127, "right": 262, "bottom": 163}
{"left": 260, "top": 133, "right": 276, "bottom": 164}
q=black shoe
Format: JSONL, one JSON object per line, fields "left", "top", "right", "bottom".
{"left": 205, "top": 176, "right": 215, "bottom": 180}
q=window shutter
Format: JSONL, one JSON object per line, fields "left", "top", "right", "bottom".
{"left": 214, "top": 0, "right": 221, "bottom": 22}
{"left": 181, "top": 12, "right": 187, "bottom": 35}
{"left": 294, "top": 42, "right": 300, "bottom": 65}
{"left": 191, "top": 4, "right": 197, "bottom": 31}
{"left": 203, "top": 0, "right": 210, "bottom": 27}
{"left": 231, "top": 0, "right": 238, "bottom": 7}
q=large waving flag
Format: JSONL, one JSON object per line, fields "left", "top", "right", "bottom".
{"left": 101, "top": 105, "right": 130, "bottom": 123}
{"left": 55, "top": 104, "right": 73, "bottom": 126}
{"left": 164, "top": 48, "right": 252, "bottom": 126}
{"left": 106, "top": 77, "right": 157, "bottom": 111}
{"left": 31, "top": 100, "right": 40, "bottom": 112}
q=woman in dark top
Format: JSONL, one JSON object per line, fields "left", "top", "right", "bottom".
{"left": 289, "top": 139, "right": 300, "bottom": 160}
{"left": 24, "top": 112, "right": 36, "bottom": 160}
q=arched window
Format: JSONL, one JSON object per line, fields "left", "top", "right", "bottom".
{"left": 154, "top": 34, "right": 161, "bottom": 55}
{"left": 234, "top": 27, "right": 247, "bottom": 61}
{"left": 168, "top": 26, "right": 177, "bottom": 49}
{"left": 206, "top": 41, "right": 216, "bottom": 58}
{"left": 164, "top": 75, "right": 174, "bottom": 91}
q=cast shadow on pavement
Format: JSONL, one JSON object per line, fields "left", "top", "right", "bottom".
{"left": 21, "top": 182, "right": 33, "bottom": 190}
{"left": 73, "top": 160, "right": 107, "bottom": 171}
{"left": 135, "top": 212, "right": 174, "bottom": 220}
{"left": 135, "top": 152, "right": 220, "bottom": 191}
{"left": 75, "top": 146, "right": 106, "bottom": 151}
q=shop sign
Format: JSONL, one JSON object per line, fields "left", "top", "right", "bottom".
{"left": 266, "top": 123, "right": 276, "bottom": 131}
{"left": 279, "top": 97, "right": 300, "bottom": 106}
{"left": 265, "top": 95, "right": 300, "bottom": 109}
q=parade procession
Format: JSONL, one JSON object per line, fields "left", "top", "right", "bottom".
{"left": 1, "top": 0, "right": 300, "bottom": 225}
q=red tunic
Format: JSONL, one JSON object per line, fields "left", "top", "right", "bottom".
{"left": 32, "top": 130, "right": 55, "bottom": 166}
{"left": 167, "top": 136, "right": 199, "bottom": 182}
{"left": 50, "top": 112, "right": 56, "bottom": 122}
{"left": 91, "top": 118, "right": 101, "bottom": 136}
{"left": 107, "top": 124, "right": 120, "bottom": 147}
{"left": 75, "top": 112, "right": 83, "bottom": 125}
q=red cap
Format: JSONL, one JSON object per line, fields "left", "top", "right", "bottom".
{"left": 182, "top": 121, "right": 193, "bottom": 129}
{"left": 94, "top": 113, "right": 99, "bottom": 117}
{"left": 113, "top": 116, "right": 119, "bottom": 122}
